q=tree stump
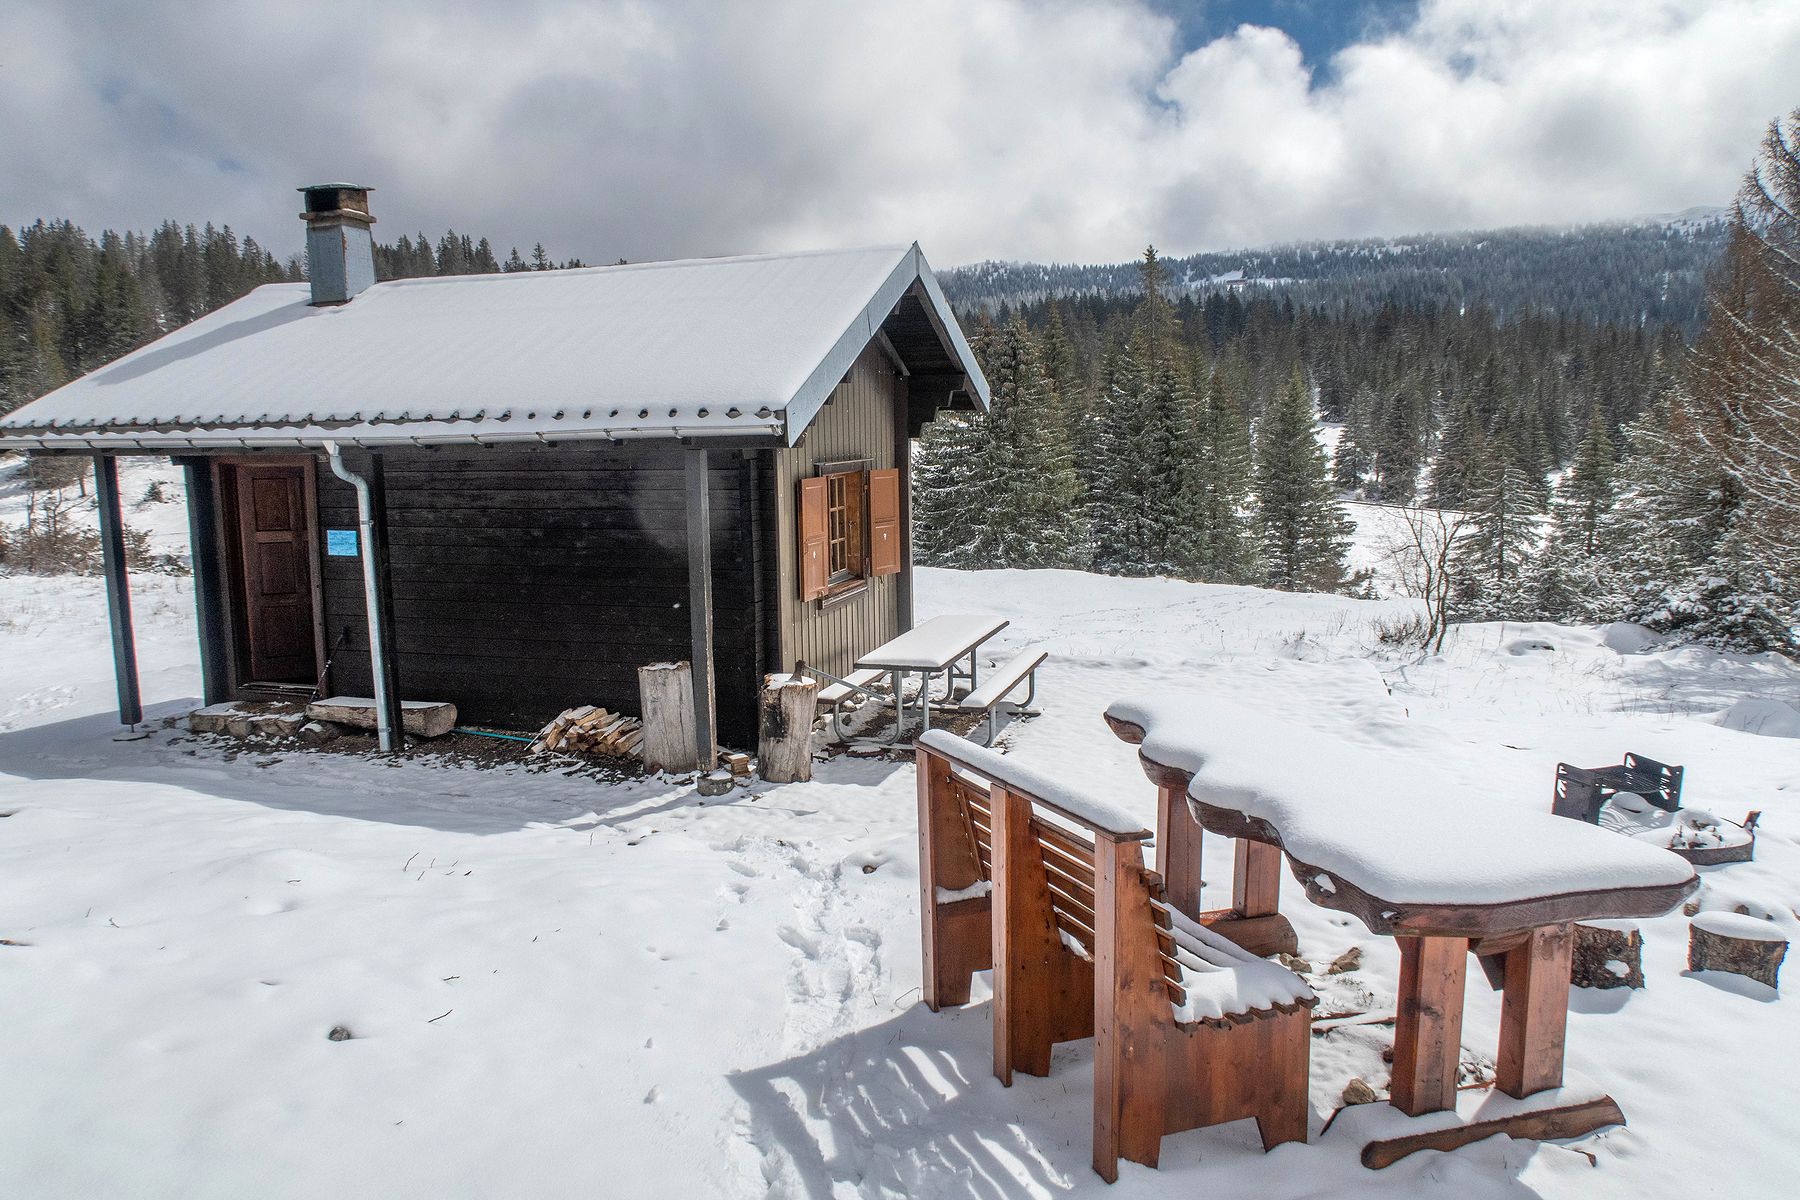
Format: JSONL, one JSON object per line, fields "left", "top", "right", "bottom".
{"left": 638, "top": 662, "right": 699, "bottom": 773}
{"left": 758, "top": 673, "right": 817, "bottom": 783}
{"left": 1572, "top": 920, "right": 1644, "bottom": 990}
{"left": 1688, "top": 912, "right": 1787, "bottom": 989}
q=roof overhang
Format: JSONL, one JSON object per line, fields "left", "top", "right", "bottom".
{"left": 779, "top": 243, "right": 988, "bottom": 446}
{"left": 0, "top": 242, "right": 988, "bottom": 456}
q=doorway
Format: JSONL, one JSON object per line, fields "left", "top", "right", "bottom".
{"left": 217, "top": 459, "right": 325, "bottom": 690}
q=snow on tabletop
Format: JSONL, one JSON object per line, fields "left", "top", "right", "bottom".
{"left": 1106, "top": 695, "right": 1697, "bottom": 907}
{"left": 856, "top": 614, "right": 1008, "bottom": 670}
{"left": 1165, "top": 908, "right": 1313, "bottom": 1023}
{"left": 1690, "top": 911, "right": 1789, "bottom": 941}
{"left": 916, "top": 729, "right": 1147, "bottom": 837}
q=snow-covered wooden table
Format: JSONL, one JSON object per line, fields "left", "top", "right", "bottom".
{"left": 856, "top": 613, "right": 1009, "bottom": 740}
{"left": 1105, "top": 695, "right": 1700, "bottom": 1166}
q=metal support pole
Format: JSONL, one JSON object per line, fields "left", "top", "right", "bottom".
{"left": 92, "top": 454, "right": 143, "bottom": 727}
{"left": 685, "top": 447, "right": 718, "bottom": 770}
{"left": 324, "top": 442, "right": 399, "bottom": 753}
{"left": 177, "top": 457, "right": 231, "bottom": 704}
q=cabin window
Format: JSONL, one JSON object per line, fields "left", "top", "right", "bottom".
{"left": 798, "top": 465, "right": 902, "bottom": 603}
{"left": 824, "top": 470, "right": 865, "bottom": 585}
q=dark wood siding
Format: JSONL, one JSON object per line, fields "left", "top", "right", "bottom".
{"left": 314, "top": 445, "right": 764, "bottom": 748}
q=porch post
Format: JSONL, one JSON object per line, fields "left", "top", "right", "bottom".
{"left": 92, "top": 454, "right": 143, "bottom": 727}
{"left": 176, "top": 457, "right": 231, "bottom": 704}
{"left": 684, "top": 447, "right": 718, "bottom": 770}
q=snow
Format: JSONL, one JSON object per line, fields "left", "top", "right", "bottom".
{"left": 854, "top": 613, "right": 1009, "bottom": 670}
{"left": 0, "top": 452, "right": 193, "bottom": 563}
{"left": 5, "top": 560, "right": 1800, "bottom": 1197}
{"left": 935, "top": 879, "right": 993, "bottom": 904}
{"left": 1715, "top": 697, "right": 1800, "bottom": 738}
{"left": 918, "top": 728, "right": 1146, "bottom": 836}
{"left": 1106, "top": 693, "right": 1696, "bottom": 906}
{"left": 1165, "top": 908, "right": 1314, "bottom": 1024}
{"left": 314, "top": 695, "right": 456, "bottom": 713}
{"left": 1690, "top": 911, "right": 1788, "bottom": 942}
{"left": 0, "top": 244, "right": 985, "bottom": 450}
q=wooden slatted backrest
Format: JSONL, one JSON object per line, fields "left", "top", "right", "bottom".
{"left": 917, "top": 736, "right": 1157, "bottom": 996}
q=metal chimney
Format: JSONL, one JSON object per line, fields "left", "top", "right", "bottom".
{"left": 299, "top": 183, "right": 376, "bottom": 305}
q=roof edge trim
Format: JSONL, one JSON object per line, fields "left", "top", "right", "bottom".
{"left": 781, "top": 244, "right": 989, "bottom": 446}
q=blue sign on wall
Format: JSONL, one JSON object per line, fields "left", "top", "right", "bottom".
{"left": 326, "top": 528, "right": 360, "bottom": 557}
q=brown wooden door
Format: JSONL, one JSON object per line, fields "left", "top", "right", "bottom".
{"left": 233, "top": 464, "right": 319, "bottom": 683}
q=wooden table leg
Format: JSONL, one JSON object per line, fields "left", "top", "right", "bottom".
{"left": 1233, "top": 839, "right": 1282, "bottom": 918}
{"left": 1155, "top": 785, "right": 1203, "bottom": 919}
{"left": 1496, "top": 923, "right": 1573, "bottom": 1099}
{"left": 1390, "top": 935, "right": 1469, "bottom": 1116}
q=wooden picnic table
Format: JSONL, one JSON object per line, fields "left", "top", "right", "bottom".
{"left": 1104, "top": 695, "right": 1699, "bottom": 1166}
{"left": 856, "top": 613, "right": 1009, "bottom": 740}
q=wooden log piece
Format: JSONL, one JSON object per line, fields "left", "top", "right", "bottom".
{"left": 638, "top": 662, "right": 699, "bottom": 772}
{"left": 307, "top": 696, "right": 457, "bottom": 739}
{"left": 1688, "top": 912, "right": 1788, "bottom": 990}
{"left": 758, "top": 673, "right": 817, "bottom": 783}
{"left": 1572, "top": 921, "right": 1643, "bottom": 990}
{"left": 1361, "top": 1095, "right": 1625, "bottom": 1169}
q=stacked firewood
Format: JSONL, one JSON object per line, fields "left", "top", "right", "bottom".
{"left": 531, "top": 706, "right": 644, "bottom": 759}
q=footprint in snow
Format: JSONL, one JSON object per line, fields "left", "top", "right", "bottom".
{"left": 777, "top": 926, "right": 820, "bottom": 958}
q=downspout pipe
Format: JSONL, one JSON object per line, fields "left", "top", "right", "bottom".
{"left": 324, "top": 441, "right": 396, "bottom": 753}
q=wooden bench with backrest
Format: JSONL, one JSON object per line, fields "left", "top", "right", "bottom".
{"left": 915, "top": 729, "right": 1315, "bottom": 1182}
{"left": 957, "top": 647, "right": 1047, "bottom": 745}
{"left": 1105, "top": 694, "right": 1700, "bottom": 1167}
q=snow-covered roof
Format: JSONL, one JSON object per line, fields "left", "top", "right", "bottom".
{"left": 0, "top": 243, "right": 987, "bottom": 452}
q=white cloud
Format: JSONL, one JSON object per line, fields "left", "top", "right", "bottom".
{"left": 2, "top": 0, "right": 1795, "bottom": 266}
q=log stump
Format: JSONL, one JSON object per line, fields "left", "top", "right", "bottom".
{"left": 1572, "top": 920, "right": 1644, "bottom": 990}
{"left": 1688, "top": 912, "right": 1787, "bottom": 989}
{"left": 758, "top": 674, "right": 817, "bottom": 783}
{"left": 638, "top": 662, "right": 699, "bottom": 773}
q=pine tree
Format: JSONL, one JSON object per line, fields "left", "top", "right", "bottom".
{"left": 1037, "top": 301, "right": 1085, "bottom": 447}
{"left": 1450, "top": 431, "right": 1544, "bottom": 619}
{"left": 1531, "top": 408, "right": 1616, "bottom": 619}
{"left": 972, "top": 316, "right": 1090, "bottom": 568}
{"left": 1255, "top": 369, "right": 1352, "bottom": 592}
{"left": 1373, "top": 375, "right": 1429, "bottom": 503}
{"left": 1429, "top": 394, "right": 1485, "bottom": 509}
{"left": 1332, "top": 383, "right": 1377, "bottom": 494}
{"left": 912, "top": 409, "right": 994, "bottom": 568}
{"left": 1089, "top": 248, "right": 1205, "bottom": 576}
{"left": 913, "top": 315, "right": 998, "bottom": 568}
{"left": 1189, "top": 365, "right": 1260, "bottom": 583}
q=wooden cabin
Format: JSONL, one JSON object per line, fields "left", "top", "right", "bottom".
{"left": 0, "top": 184, "right": 989, "bottom": 758}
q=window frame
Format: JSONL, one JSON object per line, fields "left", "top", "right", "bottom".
{"left": 814, "top": 459, "right": 871, "bottom": 603}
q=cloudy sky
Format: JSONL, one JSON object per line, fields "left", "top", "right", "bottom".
{"left": 4, "top": 0, "right": 1796, "bottom": 268}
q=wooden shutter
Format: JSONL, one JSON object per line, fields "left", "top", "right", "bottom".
{"left": 798, "top": 475, "right": 830, "bottom": 601}
{"left": 868, "top": 467, "right": 902, "bottom": 577}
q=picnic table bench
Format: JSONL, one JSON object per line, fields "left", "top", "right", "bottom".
{"left": 855, "top": 613, "right": 1010, "bottom": 740}
{"left": 1104, "top": 695, "right": 1699, "bottom": 1166}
